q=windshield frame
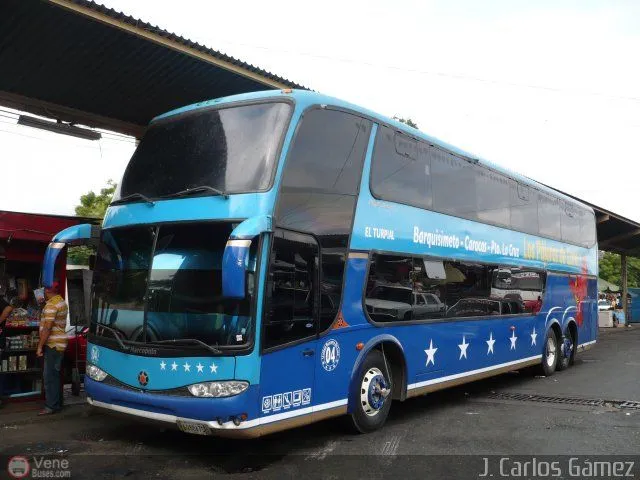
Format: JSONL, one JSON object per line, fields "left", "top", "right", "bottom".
{"left": 112, "top": 97, "right": 295, "bottom": 205}
{"left": 88, "top": 221, "right": 265, "bottom": 357}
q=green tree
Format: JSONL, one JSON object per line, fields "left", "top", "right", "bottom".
{"left": 599, "top": 251, "right": 640, "bottom": 288}
{"left": 75, "top": 179, "right": 116, "bottom": 218}
{"left": 68, "top": 179, "right": 116, "bottom": 265}
{"left": 393, "top": 116, "right": 419, "bottom": 129}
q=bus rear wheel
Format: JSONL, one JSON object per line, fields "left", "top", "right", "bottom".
{"left": 540, "top": 329, "right": 559, "bottom": 376}
{"left": 349, "top": 350, "right": 393, "bottom": 434}
{"left": 556, "top": 327, "right": 575, "bottom": 371}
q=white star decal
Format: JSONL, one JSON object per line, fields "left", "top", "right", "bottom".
{"left": 196, "top": 362, "right": 204, "bottom": 373}
{"left": 458, "top": 335, "right": 469, "bottom": 360}
{"left": 486, "top": 332, "right": 496, "bottom": 355}
{"left": 530, "top": 327, "right": 538, "bottom": 346}
{"left": 171, "top": 361, "right": 178, "bottom": 372}
{"left": 510, "top": 330, "right": 518, "bottom": 350}
{"left": 183, "top": 362, "right": 191, "bottom": 372}
{"left": 424, "top": 339, "right": 438, "bottom": 366}
{"left": 210, "top": 363, "right": 218, "bottom": 374}
{"left": 160, "top": 361, "right": 166, "bottom": 371}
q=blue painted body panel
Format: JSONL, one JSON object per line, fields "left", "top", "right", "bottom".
{"left": 81, "top": 89, "right": 598, "bottom": 435}
{"left": 87, "top": 342, "right": 235, "bottom": 390}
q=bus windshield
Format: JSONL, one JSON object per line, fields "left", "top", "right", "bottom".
{"left": 113, "top": 101, "right": 291, "bottom": 201}
{"left": 90, "top": 222, "right": 255, "bottom": 351}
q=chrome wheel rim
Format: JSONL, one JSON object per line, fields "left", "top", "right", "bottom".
{"left": 546, "top": 336, "right": 557, "bottom": 367}
{"left": 360, "top": 367, "right": 389, "bottom": 417}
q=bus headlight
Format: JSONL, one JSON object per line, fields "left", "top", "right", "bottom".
{"left": 188, "top": 381, "right": 249, "bottom": 398}
{"left": 87, "top": 364, "right": 108, "bottom": 382}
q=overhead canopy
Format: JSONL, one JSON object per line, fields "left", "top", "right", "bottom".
{"left": 598, "top": 278, "right": 619, "bottom": 293}
{"left": 540, "top": 185, "right": 640, "bottom": 257}
{"left": 0, "top": 0, "right": 305, "bottom": 137}
{"left": 591, "top": 206, "right": 640, "bottom": 257}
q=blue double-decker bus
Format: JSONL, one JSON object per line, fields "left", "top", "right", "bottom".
{"left": 43, "top": 89, "right": 597, "bottom": 437}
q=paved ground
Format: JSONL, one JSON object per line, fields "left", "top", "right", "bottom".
{"left": 1, "top": 327, "right": 639, "bottom": 479}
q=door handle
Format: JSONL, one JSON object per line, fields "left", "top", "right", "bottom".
{"left": 302, "top": 349, "right": 314, "bottom": 357}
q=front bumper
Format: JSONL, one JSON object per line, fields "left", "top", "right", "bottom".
{"left": 85, "top": 377, "right": 262, "bottom": 438}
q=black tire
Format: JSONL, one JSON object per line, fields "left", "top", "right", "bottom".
{"left": 348, "top": 350, "right": 393, "bottom": 434}
{"left": 556, "top": 327, "right": 576, "bottom": 371}
{"left": 540, "top": 329, "right": 559, "bottom": 376}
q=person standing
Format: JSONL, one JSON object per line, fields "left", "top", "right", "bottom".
{"left": 36, "top": 281, "right": 68, "bottom": 415}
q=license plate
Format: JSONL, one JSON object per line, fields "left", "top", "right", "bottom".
{"left": 176, "top": 420, "right": 211, "bottom": 436}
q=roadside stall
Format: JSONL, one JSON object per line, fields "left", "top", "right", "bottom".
{"left": 597, "top": 278, "right": 625, "bottom": 327}
{"left": 0, "top": 210, "right": 95, "bottom": 403}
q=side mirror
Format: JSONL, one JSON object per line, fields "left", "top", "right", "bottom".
{"left": 42, "top": 224, "right": 100, "bottom": 287}
{"left": 222, "top": 239, "right": 252, "bottom": 299}
{"left": 221, "top": 215, "right": 271, "bottom": 299}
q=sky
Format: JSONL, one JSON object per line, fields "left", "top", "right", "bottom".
{"left": 1, "top": 0, "right": 639, "bottom": 220}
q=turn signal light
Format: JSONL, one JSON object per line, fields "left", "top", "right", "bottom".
{"left": 356, "top": 342, "right": 364, "bottom": 351}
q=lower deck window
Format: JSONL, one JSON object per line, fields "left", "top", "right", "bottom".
{"left": 364, "top": 254, "right": 545, "bottom": 322}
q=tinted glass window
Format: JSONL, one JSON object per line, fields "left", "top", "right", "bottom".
{"left": 146, "top": 223, "right": 254, "bottom": 346}
{"left": 91, "top": 226, "right": 155, "bottom": 341}
{"left": 264, "top": 230, "right": 319, "bottom": 349}
{"left": 371, "top": 126, "right": 432, "bottom": 209}
{"left": 365, "top": 254, "right": 546, "bottom": 323}
{"left": 538, "top": 193, "right": 562, "bottom": 238}
{"left": 365, "top": 255, "right": 417, "bottom": 322}
{"left": 369, "top": 126, "right": 595, "bottom": 247}
{"left": 581, "top": 210, "right": 596, "bottom": 246}
{"left": 280, "top": 108, "right": 370, "bottom": 196}
{"left": 475, "top": 166, "right": 511, "bottom": 226}
{"left": 561, "top": 203, "right": 582, "bottom": 245}
{"left": 430, "top": 149, "right": 475, "bottom": 218}
{"left": 511, "top": 183, "right": 539, "bottom": 235}
{"left": 116, "top": 102, "right": 291, "bottom": 200}
{"left": 92, "top": 223, "right": 257, "bottom": 348}
{"left": 276, "top": 109, "right": 370, "bottom": 332}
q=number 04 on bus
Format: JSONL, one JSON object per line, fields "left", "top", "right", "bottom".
{"left": 42, "top": 90, "right": 597, "bottom": 437}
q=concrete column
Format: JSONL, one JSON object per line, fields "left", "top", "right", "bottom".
{"left": 621, "top": 254, "right": 629, "bottom": 326}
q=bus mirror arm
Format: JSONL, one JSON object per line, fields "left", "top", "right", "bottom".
{"left": 222, "top": 215, "right": 272, "bottom": 299}
{"left": 42, "top": 224, "right": 101, "bottom": 288}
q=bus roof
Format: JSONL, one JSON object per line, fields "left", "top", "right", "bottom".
{"left": 152, "top": 89, "right": 592, "bottom": 213}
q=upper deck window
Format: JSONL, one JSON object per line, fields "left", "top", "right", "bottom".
{"left": 114, "top": 101, "right": 292, "bottom": 201}
{"left": 370, "top": 126, "right": 596, "bottom": 248}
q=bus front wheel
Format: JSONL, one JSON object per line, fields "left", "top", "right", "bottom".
{"left": 540, "top": 329, "right": 559, "bottom": 376}
{"left": 349, "top": 350, "right": 393, "bottom": 434}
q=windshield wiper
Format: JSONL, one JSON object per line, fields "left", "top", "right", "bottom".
{"left": 94, "top": 324, "right": 128, "bottom": 350}
{"left": 151, "top": 338, "right": 223, "bottom": 354}
{"left": 111, "top": 192, "right": 155, "bottom": 206}
{"left": 160, "top": 185, "right": 229, "bottom": 200}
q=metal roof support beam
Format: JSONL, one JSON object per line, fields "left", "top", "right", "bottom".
{"left": 621, "top": 254, "right": 629, "bottom": 327}
{"left": 599, "top": 228, "right": 640, "bottom": 247}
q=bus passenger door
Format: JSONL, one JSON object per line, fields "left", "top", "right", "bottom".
{"left": 259, "top": 230, "right": 319, "bottom": 421}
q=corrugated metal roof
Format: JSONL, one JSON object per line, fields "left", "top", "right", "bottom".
{"left": 0, "top": 0, "right": 305, "bottom": 136}
{"left": 62, "top": 0, "right": 306, "bottom": 90}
